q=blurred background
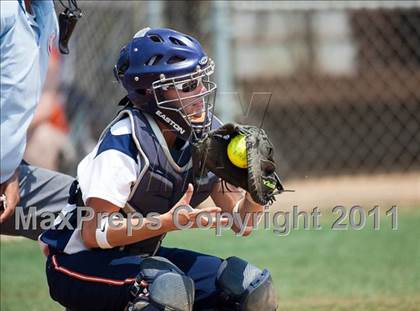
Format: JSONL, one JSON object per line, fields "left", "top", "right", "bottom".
{"left": 2, "top": 1, "right": 420, "bottom": 310}
{"left": 26, "top": 0, "right": 420, "bottom": 206}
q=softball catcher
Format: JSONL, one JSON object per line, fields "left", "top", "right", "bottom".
{"left": 41, "top": 27, "right": 283, "bottom": 311}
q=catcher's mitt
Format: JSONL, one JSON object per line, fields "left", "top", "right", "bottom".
{"left": 192, "top": 123, "right": 284, "bottom": 205}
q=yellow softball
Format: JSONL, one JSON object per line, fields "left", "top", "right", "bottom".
{"left": 227, "top": 134, "right": 247, "bottom": 169}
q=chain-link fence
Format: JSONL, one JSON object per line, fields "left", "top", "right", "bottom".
{"left": 59, "top": 1, "right": 420, "bottom": 180}
{"left": 230, "top": 2, "right": 420, "bottom": 179}
{"left": 57, "top": 1, "right": 148, "bottom": 171}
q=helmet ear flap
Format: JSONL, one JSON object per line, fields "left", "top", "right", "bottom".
{"left": 115, "top": 45, "right": 130, "bottom": 83}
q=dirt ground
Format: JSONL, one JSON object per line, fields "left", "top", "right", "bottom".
{"left": 273, "top": 172, "right": 420, "bottom": 211}
{"left": 203, "top": 172, "right": 420, "bottom": 211}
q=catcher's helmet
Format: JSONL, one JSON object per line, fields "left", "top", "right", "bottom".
{"left": 114, "top": 27, "right": 217, "bottom": 141}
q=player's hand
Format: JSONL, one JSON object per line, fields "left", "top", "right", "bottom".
{"left": 164, "top": 183, "right": 228, "bottom": 230}
{"left": 0, "top": 169, "right": 20, "bottom": 223}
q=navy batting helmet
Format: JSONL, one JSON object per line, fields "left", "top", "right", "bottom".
{"left": 114, "top": 27, "right": 217, "bottom": 141}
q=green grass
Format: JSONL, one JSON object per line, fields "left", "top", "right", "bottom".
{"left": 0, "top": 239, "right": 60, "bottom": 311}
{"left": 1, "top": 208, "right": 420, "bottom": 311}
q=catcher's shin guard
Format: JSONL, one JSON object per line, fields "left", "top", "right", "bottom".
{"left": 216, "top": 257, "right": 278, "bottom": 311}
{"left": 126, "top": 257, "right": 194, "bottom": 311}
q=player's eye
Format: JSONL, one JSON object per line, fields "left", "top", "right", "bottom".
{"left": 173, "top": 78, "right": 201, "bottom": 92}
{"left": 162, "top": 78, "right": 202, "bottom": 92}
{"left": 178, "top": 79, "right": 199, "bottom": 92}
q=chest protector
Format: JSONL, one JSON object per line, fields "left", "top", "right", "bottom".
{"left": 101, "top": 107, "right": 220, "bottom": 255}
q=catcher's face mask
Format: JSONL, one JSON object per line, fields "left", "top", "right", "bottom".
{"left": 152, "top": 60, "right": 217, "bottom": 141}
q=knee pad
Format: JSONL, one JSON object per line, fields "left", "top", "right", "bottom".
{"left": 126, "top": 256, "right": 194, "bottom": 311}
{"left": 216, "top": 257, "right": 278, "bottom": 311}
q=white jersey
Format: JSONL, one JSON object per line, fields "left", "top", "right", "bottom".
{"left": 78, "top": 118, "right": 141, "bottom": 208}
{"left": 41, "top": 117, "right": 141, "bottom": 254}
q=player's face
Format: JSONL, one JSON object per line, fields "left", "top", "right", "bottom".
{"left": 163, "top": 79, "right": 207, "bottom": 122}
{"left": 153, "top": 61, "right": 217, "bottom": 139}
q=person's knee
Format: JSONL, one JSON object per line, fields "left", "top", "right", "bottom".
{"left": 127, "top": 256, "right": 194, "bottom": 311}
{"left": 216, "top": 256, "right": 278, "bottom": 311}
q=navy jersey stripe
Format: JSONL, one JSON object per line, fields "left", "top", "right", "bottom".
{"left": 40, "top": 211, "right": 78, "bottom": 251}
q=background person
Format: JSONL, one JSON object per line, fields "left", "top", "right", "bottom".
{"left": 0, "top": 0, "right": 79, "bottom": 239}
{"left": 24, "top": 47, "right": 76, "bottom": 171}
